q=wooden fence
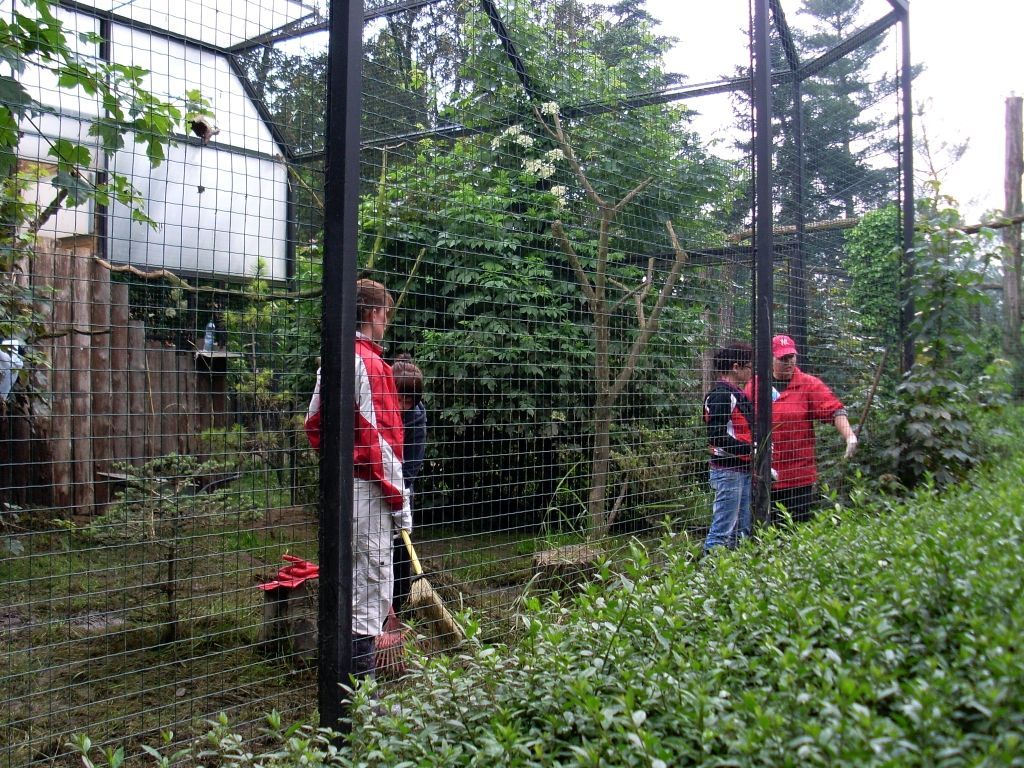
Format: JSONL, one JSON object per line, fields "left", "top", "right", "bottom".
{"left": 0, "top": 239, "right": 232, "bottom": 513}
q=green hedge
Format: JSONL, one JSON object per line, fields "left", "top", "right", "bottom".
{"left": 77, "top": 430, "right": 1024, "bottom": 767}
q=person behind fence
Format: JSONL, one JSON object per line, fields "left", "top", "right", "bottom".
{"left": 703, "top": 342, "right": 755, "bottom": 554}
{"left": 750, "top": 333, "right": 858, "bottom": 524}
{"left": 304, "top": 278, "right": 412, "bottom": 682}
{"left": 390, "top": 353, "right": 426, "bottom": 615}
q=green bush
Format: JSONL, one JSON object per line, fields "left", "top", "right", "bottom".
{"left": 78, "top": 430, "right": 1024, "bottom": 766}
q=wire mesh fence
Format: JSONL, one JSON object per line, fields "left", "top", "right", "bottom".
{"left": 0, "top": 0, "right": 915, "bottom": 763}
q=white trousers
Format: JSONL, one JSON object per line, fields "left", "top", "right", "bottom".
{"left": 352, "top": 478, "right": 394, "bottom": 636}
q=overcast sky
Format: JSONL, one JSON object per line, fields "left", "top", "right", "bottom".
{"left": 641, "top": 0, "right": 1024, "bottom": 220}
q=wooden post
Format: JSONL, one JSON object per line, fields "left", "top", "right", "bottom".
{"left": 50, "top": 245, "right": 74, "bottom": 510}
{"left": 109, "top": 283, "right": 130, "bottom": 467}
{"left": 1004, "top": 96, "right": 1024, "bottom": 399}
{"left": 127, "top": 322, "right": 146, "bottom": 465}
{"left": 71, "top": 249, "right": 95, "bottom": 514}
{"left": 90, "top": 258, "right": 112, "bottom": 503}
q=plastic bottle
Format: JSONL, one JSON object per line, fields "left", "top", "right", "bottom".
{"left": 203, "top": 320, "right": 216, "bottom": 352}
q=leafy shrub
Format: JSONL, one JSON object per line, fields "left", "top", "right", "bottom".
{"left": 84, "top": 454, "right": 256, "bottom": 642}
{"left": 78, "top": 434, "right": 1024, "bottom": 765}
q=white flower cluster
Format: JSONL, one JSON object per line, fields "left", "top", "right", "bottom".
{"left": 550, "top": 185, "right": 568, "bottom": 209}
{"left": 490, "top": 124, "right": 524, "bottom": 150}
{"left": 544, "top": 148, "right": 564, "bottom": 163}
{"left": 540, "top": 101, "right": 559, "bottom": 116}
{"left": 524, "top": 157, "right": 556, "bottom": 180}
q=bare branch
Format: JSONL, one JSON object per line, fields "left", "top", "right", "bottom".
{"left": 610, "top": 220, "right": 689, "bottom": 398}
{"left": 532, "top": 105, "right": 605, "bottom": 209}
{"left": 611, "top": 177, "right": 653, "bottom": 215}
{"left": 26, "top": 188, "right": 69, "bottom": 237}
{"left": 91, "top": 256, "right": 323, "bottom": 301}
{"left": 391, "top": 247, "right": 426, "bottom": 312}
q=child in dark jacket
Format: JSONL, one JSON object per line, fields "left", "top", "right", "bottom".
{"left": 703, "top": 342, "right": 754, "bottom": 554}
{"left": 391, "top": 353, "right": 427, "bottom": 614}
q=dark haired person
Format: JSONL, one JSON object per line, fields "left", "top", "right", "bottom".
{"left": 703, "top": 342, "right": 755, "bottom": 554}
{"left": 304, "top": 278, "right": 412, "bottom": 681}
{"left": 390, "top": 353, "right": 427, "bottom": 614}
{"left": 747, "top": 334, "right": 858, "bottom": 523}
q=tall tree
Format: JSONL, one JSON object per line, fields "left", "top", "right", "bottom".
{"left": 793, "top": 0, "right": 899, "bottom": 220}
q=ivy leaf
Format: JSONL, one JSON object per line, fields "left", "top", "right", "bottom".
{"left": 52, "top": 170, "right": 90, "bottom": 206}
{"left": 0, "top": 75, "right": 33, "bottom": 118}
{"left": 47, "top": 138, "right": 91, "bottom": 174}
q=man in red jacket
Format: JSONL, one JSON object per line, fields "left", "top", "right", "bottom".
{"left": 748, "top": 334, "right": 858, "bottom": 523}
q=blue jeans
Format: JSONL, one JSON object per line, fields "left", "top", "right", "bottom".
{"left": 705, "top": 467, "right": 752, "bottom": 552}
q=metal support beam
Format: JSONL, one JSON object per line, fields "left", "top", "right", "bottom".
{"left": 479, "top": 0, "right": 544, "bottom": 103}
{"left": 770, "top": 0, "right": 800, "bottom": 71}
{"left": 319, "top": 0, "right": 361, "bottom": 735}
{"left": 789, "top": 78, "right": 808, "bottom": 361}
{"left": 899, "top": 10, "right": 915, "bottom": 373}
{"left": 798, "top": 11, "right": 899, "bottom": 80}
{"left": 752, "top": 0, "right": 775, "bottom": 525}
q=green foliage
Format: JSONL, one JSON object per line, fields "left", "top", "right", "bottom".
{"left": 1, "top": 0, "right": 210, "bottom": 392}
{"left": 844, "top": 205, "right": 901, "bottom": 350}
{"left": 122, "top": 430, "right": 1024, "bottom": 765}
{"left": 356, "top": 1, "right": 733, "bottom": 524}
{"left": 882, "top": 195, "right": 995, "bottom": 489}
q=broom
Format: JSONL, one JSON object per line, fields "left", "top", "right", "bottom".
{"left": 400, "top": 529, "right": 465, "bottom": 646}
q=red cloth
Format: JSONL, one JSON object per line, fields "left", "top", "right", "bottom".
{"left": 304, "top": 408, "right": 321, "bottom": 450}
{"left": 258, "top": 554, "right": 320, "bottom": 590}
{"left": 746, "top": 368, "right": 844, "bottom": 489}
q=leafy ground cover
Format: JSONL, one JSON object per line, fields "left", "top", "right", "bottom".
{"left": 119, "top": 412, "right": 1024, "bottom": 767}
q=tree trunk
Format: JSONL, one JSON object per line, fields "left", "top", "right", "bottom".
{"left": 1003, "top": 96, "right": 1023, "bottom": 398}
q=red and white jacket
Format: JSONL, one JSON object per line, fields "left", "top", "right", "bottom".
{"left": 305, "top": 334, "right": 412, "bottom": 528}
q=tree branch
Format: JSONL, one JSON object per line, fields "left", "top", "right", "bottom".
{"left": 552, "top": 220, "right": 596, "bottom": 306}
{"left": 91, "top": 256, "right": 323, "bottom": 301}
{"left": 26, "top": 188, "right": 69, "bottom": 237}
{"left": 611, "top": 177, "right": 653, "bottom": 216}
{"left": 610, "top": 220, "right": 688, "bottom": 398}
{"left": 533, "top": 105, "right": 605, "bottom": 209}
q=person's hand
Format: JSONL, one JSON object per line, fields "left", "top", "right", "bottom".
{"left": 844, "top": 433, "right": 859, "bottom": 459}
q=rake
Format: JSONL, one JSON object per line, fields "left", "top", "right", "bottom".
{"left": 399, "top": 529, "right": 465, "bottom": 646}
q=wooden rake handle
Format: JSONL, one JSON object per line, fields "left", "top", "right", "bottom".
{"left": 400, "top": 529, "right": 424, "bottom": 578}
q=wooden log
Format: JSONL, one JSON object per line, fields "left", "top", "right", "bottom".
{"left": 27, "top": 246, "right": 56, "bottom": 504}
{"left": 531, "top": 543, "right": 602, "bottom": 591}
{"left": 161, "top": 346, "right": 179, "bottom": 457}
{"left": 257, "top": 582, "right": 318, "bottom": 664}
{"left": 145, "top": 340, "right": 163, "bottom": 461}
{"left": 50, "top": 246, "right": 74, "bottom": 510}
{"left": 90, "top": 259, "right": 112, "bottom": 478}
{"left": 109, "top": 283, "right": 130, "bottom": 467}
{"left": 1004, "top": 96, "right": 1023, "bottom": 396}
{"left": 70, "top": 249, "right": 94, "bottom": 514}
{"left": 127, "top": 322, "right": 147, "bottom": 465}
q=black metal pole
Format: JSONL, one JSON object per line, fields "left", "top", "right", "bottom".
{"left": 752, "top": 0, "right": 775, "bottom": 525}
{"left": 790, "top": 77, "right": 807, "bottom": 361}
{"left": 898, "top": 8, "right": 915, "bottom": 374}
{"left": 319, "top": 0, "right": 361, "bottom": 733}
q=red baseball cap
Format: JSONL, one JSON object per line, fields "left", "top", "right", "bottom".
{"left": 772, "top": 334, "right": 798, "bottom": 357}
